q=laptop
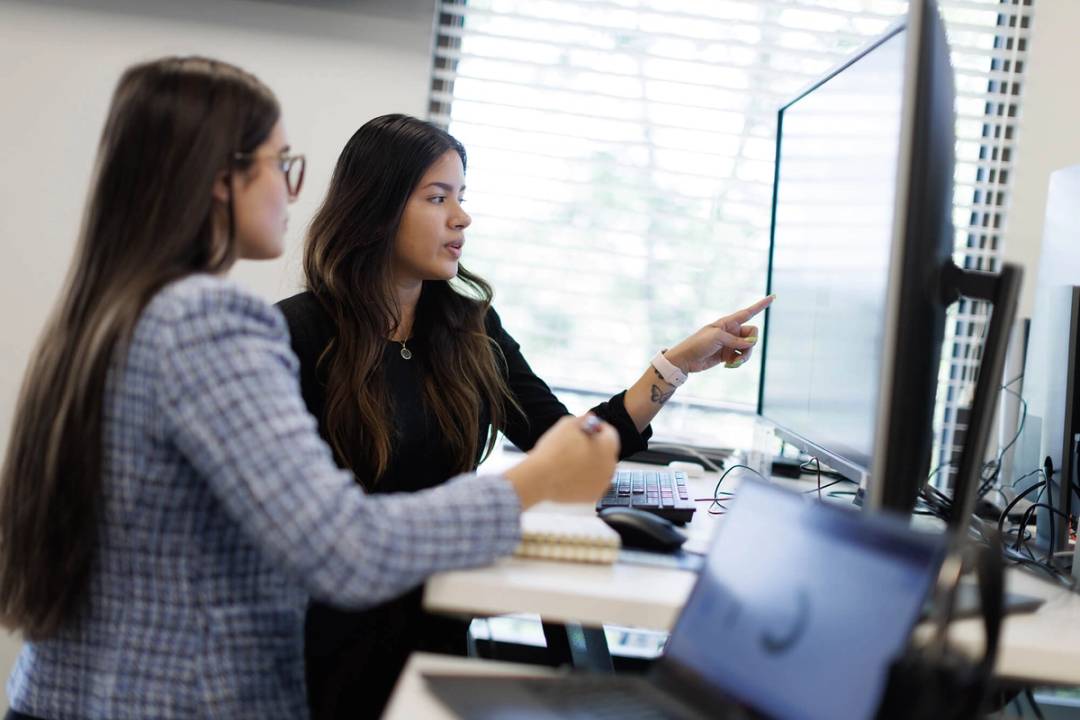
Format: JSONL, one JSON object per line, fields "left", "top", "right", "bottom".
{"left": 425, "top": 479, "right": 947, "bottom": 720}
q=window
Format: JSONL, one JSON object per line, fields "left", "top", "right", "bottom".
{"left": 429, "top": 0, "right": 1034, "bottom": 456}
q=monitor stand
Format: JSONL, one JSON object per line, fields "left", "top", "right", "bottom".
{"left": 930, "top": 263, "right": 1046, "bottom": 618}
{"left": 937, "top": 261, "right": 1022, "bottom": 535}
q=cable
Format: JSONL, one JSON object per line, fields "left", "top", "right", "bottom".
{"left": 1007, "top": 555, "right": 1059, "bottom": 581}
{"left": 1016, "top": 502, "right": 1072, "bottom": 563}
{"left": 695, "top": 493, "right": 733, "bottom": 515}
{"left": 964, "top": 454, "right": 1080, "bottom": 586}
{"left": 992, "top": 478, "right": 1070, "bottom": 574}
{"left": 1010, "top": 467, "right": 1046, "bottom": 489}
{"left": 798, "top": 458, "right": 846, "bottom": 481}
{"left": 1004, "top": 526, "right": 1033, "bottom": 544}
{"left": 998, "top": 475, "right": 1079, "bottom": 577}
{"left": 997, "top": 480, "right": 1046, "bottom": 544}
{"left": 926, "top": 463, "right": 950, "bottom": 488}
{"left": 919, "top": 481, "right": 955, "bottom": 520}
{"left": 646, "top": 441, "right": 731, "bottom": 515}
{"left": 806, "top": 456, "right": 822, "bottom": 500}
{"left": 806, "top": 478, "right": 854, "bottom": 495}
{"left": 793, "top": 455, "right": 856, "bottom": 499}
{"left": 1024, "top": 687, "right": 1046, "bottom": 720}
{"left": 973, "top": 379, "right": 1026, "bottom": 499}
{"left": 706, "top": 463, "right": 765, "bottom": 515}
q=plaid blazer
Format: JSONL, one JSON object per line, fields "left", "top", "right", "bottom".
{"left": 7, "top": 275, "right": 521, "bottom": 719}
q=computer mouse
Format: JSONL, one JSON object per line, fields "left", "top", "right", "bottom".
{"left": 598, "top": 508, "right": 688, "bottom": 553}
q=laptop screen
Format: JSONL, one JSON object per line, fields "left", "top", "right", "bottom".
{"left": 663, "top": 480, "right": 944, "bottom": 720}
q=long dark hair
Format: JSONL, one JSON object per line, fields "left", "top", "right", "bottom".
{"left": 305, "top": 114, "right": 520, "bottom": 484}
{"left": 0, "top": 57, "right": 280, "bottom": 639}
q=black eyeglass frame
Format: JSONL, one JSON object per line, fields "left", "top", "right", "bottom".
{"left": 232, "top": 150, "right": 306, "bottom": 198}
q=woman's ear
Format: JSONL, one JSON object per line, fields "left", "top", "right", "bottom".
{"left": 212, "top": 170, "right": 232, "bottom": 204}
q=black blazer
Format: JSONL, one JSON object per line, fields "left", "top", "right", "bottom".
{"left": 275, "top": 289, "right": 652, "bottom": 720}
{"left": 277, "top": 290, "right": 650, "bottom": 491}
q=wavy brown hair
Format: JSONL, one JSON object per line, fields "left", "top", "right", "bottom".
{"left": 0, "top": 57, "right": 279, "bottom": 639}
{"left": 304, "top": 114, "right": 520, "bottom": 485}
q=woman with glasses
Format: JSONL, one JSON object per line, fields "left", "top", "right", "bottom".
{"left": 278, "top": 113, "right": 772, "bottom": 719}
{"left": 0, "top": 59, "right": 620, "bottom": 720}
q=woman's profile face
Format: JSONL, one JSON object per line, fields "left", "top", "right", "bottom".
{"left": 233, "top": 120, "right": 295, "bottom": 260}
{"left": 392, "top": 149, "right": 471, "bottom": 284}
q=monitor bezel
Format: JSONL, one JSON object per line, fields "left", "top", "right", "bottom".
{"left": 758, "top": 17, "right": 910, "bottom": 487}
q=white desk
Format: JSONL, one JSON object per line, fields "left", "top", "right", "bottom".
{"left": 424, "top": 469, "right": 721, "bottom": 629}
{"left": 923, "top": 568, "right": 1080, "bottom": 686}
{"left": 423, "top": 466, "right": 1080, "bottom": 687}
{"left": 424, "top": 552, "right": 696, "bottom": 630}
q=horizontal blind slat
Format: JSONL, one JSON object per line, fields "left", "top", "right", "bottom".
{"left": 430, "top": 0, "right": 1032, "bottom": 426}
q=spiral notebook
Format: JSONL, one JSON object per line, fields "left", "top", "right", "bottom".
{"left": 514, "top": 511, "right": 621, "bottom": 564}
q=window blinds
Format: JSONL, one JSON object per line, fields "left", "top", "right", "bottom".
{"left": 428, "top": 0, "right": 1034, "bottom": 458}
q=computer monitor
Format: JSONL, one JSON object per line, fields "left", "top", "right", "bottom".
{"left": 1014, "top": 166, "right": 1080, "bottom": 556}
{"left": 759, "top": 0, "right": 1021, "bottom": 525}
{"left": 757, "top": 25, "right": 901, "bottom": 485}
{"left": 760, "top": 0, "right": 951, "bottom": 499}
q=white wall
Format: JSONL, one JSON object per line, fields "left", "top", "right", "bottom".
{"left": 0, "top": 0, "right": 437, "bottom": 706}
{"left": 1002, "top": 0, "right": 1080, "bottom": 319}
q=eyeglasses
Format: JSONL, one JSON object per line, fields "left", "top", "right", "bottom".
{"left": 233, "top": 151, "right": 306, "bottom": 198}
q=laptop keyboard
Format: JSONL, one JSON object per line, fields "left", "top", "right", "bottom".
{"left": 597, "top": 470, "right": 695, "bottom": 524}
{"left": 522, "top": 677, "right": 697, "bottom": 720}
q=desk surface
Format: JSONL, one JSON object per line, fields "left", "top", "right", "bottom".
{"left": 423, "top": 464, "right": 1080, "bottom": 686}
{"left": 932, "top": 567, "right": 1080, "bottom": 686}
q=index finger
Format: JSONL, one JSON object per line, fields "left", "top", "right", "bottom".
{"left": 729, "top": 294, "right": 775, "bottom": 324}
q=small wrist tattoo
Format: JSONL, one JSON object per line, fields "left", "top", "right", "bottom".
{"left": 650, "top": 384, "right": 675, "bottom": 405}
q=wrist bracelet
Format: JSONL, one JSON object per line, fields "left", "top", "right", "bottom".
{"left": 650, "top": 350, "right": 688, "bottom": 388}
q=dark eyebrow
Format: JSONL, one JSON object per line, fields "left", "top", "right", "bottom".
{"left": 423, "top": 182, "right": 466, "bottom": 193}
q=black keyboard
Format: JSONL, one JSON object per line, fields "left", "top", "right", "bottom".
{"left": 520, "top": 676, "right": 697, "bottom": 720}
{"left": 425, "top": 674, "right": 712, "bottom": 720}
{"left": 596, "top": 470, "right": 695, "bottom": 525}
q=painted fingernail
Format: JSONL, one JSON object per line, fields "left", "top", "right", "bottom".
{"left": 725, "top": 359, "right": 746, "bottom": 369}
{"left": 746, "top": 336, "right": 758, "bottom": 344}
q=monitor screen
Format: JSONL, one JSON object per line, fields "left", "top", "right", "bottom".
{"left": 760, "top": 28, "right": 907, "bottom": 481}
{"left": 663, "top": 479, "right": 944, "bottom": 720}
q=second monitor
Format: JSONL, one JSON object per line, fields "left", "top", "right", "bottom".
{"left": 759, "top": 0, "right": 955, "bottom": 514}
{"left": 759, "top": 0, "right": 1019, "bottom": 530}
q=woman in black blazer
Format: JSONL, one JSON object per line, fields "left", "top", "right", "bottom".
{"left": 277, "top": 113, "right": 772, "bottom": 719}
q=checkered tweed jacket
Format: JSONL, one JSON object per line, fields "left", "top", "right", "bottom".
{"left": 6, "top": 275, "right": 522, "bottom": 719}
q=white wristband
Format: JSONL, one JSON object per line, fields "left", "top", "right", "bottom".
{"left": 650, "top": 350, "right": 688, "bottom": 388}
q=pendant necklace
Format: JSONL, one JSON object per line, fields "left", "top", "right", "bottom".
{"left": 398, "top": 338, "right": 413, "bottom": 360}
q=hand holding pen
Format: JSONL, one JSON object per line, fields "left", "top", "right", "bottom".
{"left": 505, "top": 414, "right": 620, "bottom": 509}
